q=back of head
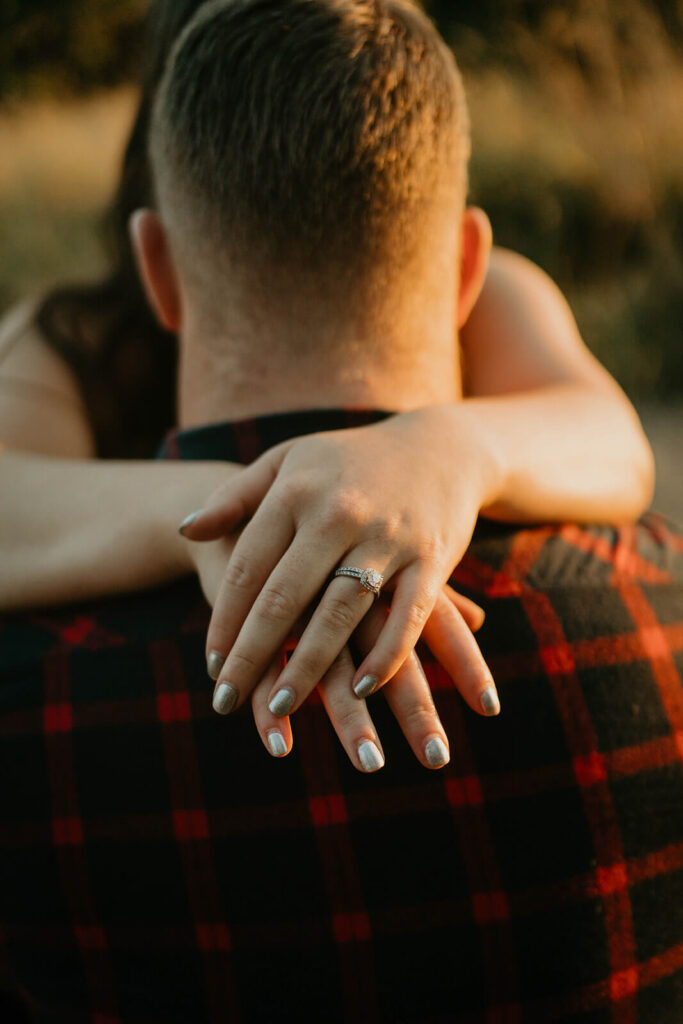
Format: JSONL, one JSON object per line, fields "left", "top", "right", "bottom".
{"left": 149, "top": 0, "right": 470, "bottom": 342}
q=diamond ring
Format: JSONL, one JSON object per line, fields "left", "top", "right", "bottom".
{"left": 333, "top": 566, "right": 384, "bottom": 597}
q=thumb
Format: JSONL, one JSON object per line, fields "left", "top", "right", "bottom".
{"left": 178, "top": 443, "right": 290, "bottom": 541}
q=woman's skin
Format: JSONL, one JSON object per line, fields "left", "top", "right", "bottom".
{"left": 0, "top": 247, "right": 655, "bottom": 770}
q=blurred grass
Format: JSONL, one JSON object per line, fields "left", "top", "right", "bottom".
{"left": 0, "top": 88, "right": 135, "bottom": 310}
{"left": 458, "top": 0, "right": 683, "bottom": 401}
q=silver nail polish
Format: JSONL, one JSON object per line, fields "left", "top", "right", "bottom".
{"left": 212, "top": 682, "right": 238, "bottom": 715}
{"left": 425, "top": 738, "right": 450, "bottom": 769}
{"left": 178, "top": 509, "right": 203, "bottom": 535}
{"left": 267, "top": 731, "right": 288, "bottom": 758}
{"left": 268, "top": 687, "right": 296, "bottom": 717}
{"left": 358, "top": 740, "right": 384, "bottom": 773}
{"left": 354, "top": 674, "right": 379, "bottom": 699}
{"left": 481, "top": 686, "right": 501, "bottom": 716}
{"left": 207, "top": 650, "right": 226, "bottom": 681}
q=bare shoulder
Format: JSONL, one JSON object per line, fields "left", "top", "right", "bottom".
{"left": 462, "top": 246, "right": 612, "bottom": 395}
{"left": 0, "top": 300, "right": 81, "bottom": 399}
{"left": 483, "top": 247, "right": 571, "bottom": 310}
{"left": 0, "top": 301, "right": 96, "bottom": 456}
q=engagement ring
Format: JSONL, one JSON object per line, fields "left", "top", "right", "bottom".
{"left": 333, "top": 566, "right": 384, "bottom": 597}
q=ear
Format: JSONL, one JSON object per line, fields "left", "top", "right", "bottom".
{"left": 457, "top": 207, "right": 493, "bottom": 329}
{"left": 129, "top": 209, "right": 182, "bottom": 333}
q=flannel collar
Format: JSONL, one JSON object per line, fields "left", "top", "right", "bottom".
{"left": 158, "top": 408, "right": 393, "bottom": 464}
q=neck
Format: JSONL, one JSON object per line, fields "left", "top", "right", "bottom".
{"left": 177, "top": 324, "right": 462, "bottom": 428}
{"left": 172, "top": 209, "right": 466, "bottom": 426}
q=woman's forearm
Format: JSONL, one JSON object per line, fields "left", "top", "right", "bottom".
{"left": 0, "top": 453, "right": 231, "bottom": 610}
{"left": 453, "top": 381, "right": 655, "bottom": 524}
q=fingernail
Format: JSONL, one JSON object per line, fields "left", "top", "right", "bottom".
{"left": 207, "top": 650, "right": 226, "bottom": 681}
{"left": 481, "top": 686, "right": 501, "bottom": 716}
{"left": 178, "top": 509, "right": 203, "bottom": 535}
{"left": 212, "top": 682, "right": 238, "bottom": 715}
{"left": 268, "top": 687, "right": 296, "bottom": 717}
{"left": 358, "top": 740, "right": 384, "bottom": 773}
{"left": 425, "top": 737, "right": 450, "bottom": 768}
{"left": 354, "top": 674, "right": 379, "bottom": 699}
{"left": 267, "top": 730, "right": 288, "bottom": 758}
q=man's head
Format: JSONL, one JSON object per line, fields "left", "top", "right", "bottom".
{"left": 132, "top": 0, "right": 491, "bottom": 420}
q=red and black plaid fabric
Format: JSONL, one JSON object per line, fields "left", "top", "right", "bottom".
{"left": 2, "top": 408, "right": 683, "bottom": 1023}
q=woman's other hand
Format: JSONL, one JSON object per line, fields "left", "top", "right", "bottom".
{"left": 186, "top": 524, "right": 490, "bottom": 772}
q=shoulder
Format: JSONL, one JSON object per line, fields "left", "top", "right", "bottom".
{"left": 453, "top": 518, "right": 683, "bottom": 678}
{"left": 0, "top": 300, "right": 82, "bottom": 402}
{"left": 459, "top": 516, "right": 683, "bottom": 592}
{"left": 0, "top": 301, "right": 96, "bottom": 456}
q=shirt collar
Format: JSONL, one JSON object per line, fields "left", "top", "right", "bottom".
{"left": 157, "top": 408, "right": 394, "bottom": 463}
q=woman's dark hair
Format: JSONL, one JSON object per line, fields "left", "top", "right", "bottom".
{"left": 36, "top": 0, "right": 205, "bottom": 458}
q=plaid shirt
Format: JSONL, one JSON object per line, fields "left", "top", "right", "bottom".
{"left": 1, "top": 408, "right": 682, "bottom": 1023}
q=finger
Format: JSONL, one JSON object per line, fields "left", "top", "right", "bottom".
{"left": 350, "top": 561, "right": 441, "bottom": 699}
{"left": 205, "top": 496, "right": 296, "bottom": 677}
{"left": 251, "top": 650, "right": 293, "bottom": 758}
{"left": 354, "top": 579, "right": 499, "bottom": 717}
{"left": 179, "top": 444, "right": 289, "bottom": 540}
{"left": 442, "top": 585, "right": 486, "bottom": 633}
{"left": 317, "top": 646, "right": 385, "bottom": 773}
{"left": 382, "top": 652, "right": 450, "bottom": 769}
{"left": 212, "top": 529, "right": 352, "bottom": 710}
{"left": 354, "top": 607, "right": 449, "bottom": 769}
{"left": 420, "top": 592, "right": 500, "bottom": 717}
{"left": 264, "top": 546, "right": 395, "bottom": 718}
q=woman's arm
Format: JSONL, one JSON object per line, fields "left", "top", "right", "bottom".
{"left": 459, "top": 247, "right": 655, "bottom": 522}
{"left": 0, "top": 451, "right": 229, "bottom": 610}
{"left": 0, "top": 307, "right": 228, "bottom": 608}
{"left": 1, "top": 246, "right": 653, "bottom": 617}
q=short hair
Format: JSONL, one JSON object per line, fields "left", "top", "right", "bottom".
{"left": 150, "top": 0, "right": 470, "bottom": 298}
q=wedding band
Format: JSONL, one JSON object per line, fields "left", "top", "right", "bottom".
{"left": 333, "top": 566, "right": 384, "bottom": 597}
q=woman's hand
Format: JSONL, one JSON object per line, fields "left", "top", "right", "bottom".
{"left": 249, "top": 587, "right": 488, "bottom": 773}
{"left": 181, "top": 406, "right": 502, "bottom": 721}
{"left": 189, "top": 531, "right": 489, "bottom": 771}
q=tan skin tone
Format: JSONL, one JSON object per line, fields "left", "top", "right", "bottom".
{"left": 0, "top": 223, "right": 654, "bottom": 771}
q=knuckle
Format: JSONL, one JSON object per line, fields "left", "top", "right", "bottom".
{"left": 416, "top": 535, "right": 447, "bottom": 565}
{"left": 258, "top": 584, "right": 297, "bottom": 623}
{"left": 331, "top": 702, "right": 365, "bottom": 734}
{"left": 320, "top": 490, "right": 368, "bottom": 533}
{"left": 403, "top": 597, "right": 432, "bottom": 634}
{"left": 290, "top": 648, "right": 325, "bottom": 682}
{"left": 368, "top": 512, "right": 402, "bottom": 545}
{"left": 223, "top": 555, "right": 255, "bottom": 592}
{"left": 382, "top": 602, "right": 433, "bottom": 668}
{"left": 400, "top": 699, "right": 436, "bottom": 733}
{"left": 278, "top": 475, "right": 311, "bottom": 510}
{"left": 227, "top": 648, "right": 259, "bottom": 675}
{"left": 319, "top": 595, "right": 357, "bottom": 634}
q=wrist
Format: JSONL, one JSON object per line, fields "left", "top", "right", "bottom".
{"left": 150, "top": 461, "right": 235, "bottom": 578}
{"left": 425, "top": 403, "right": 508, "bottom": 513}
